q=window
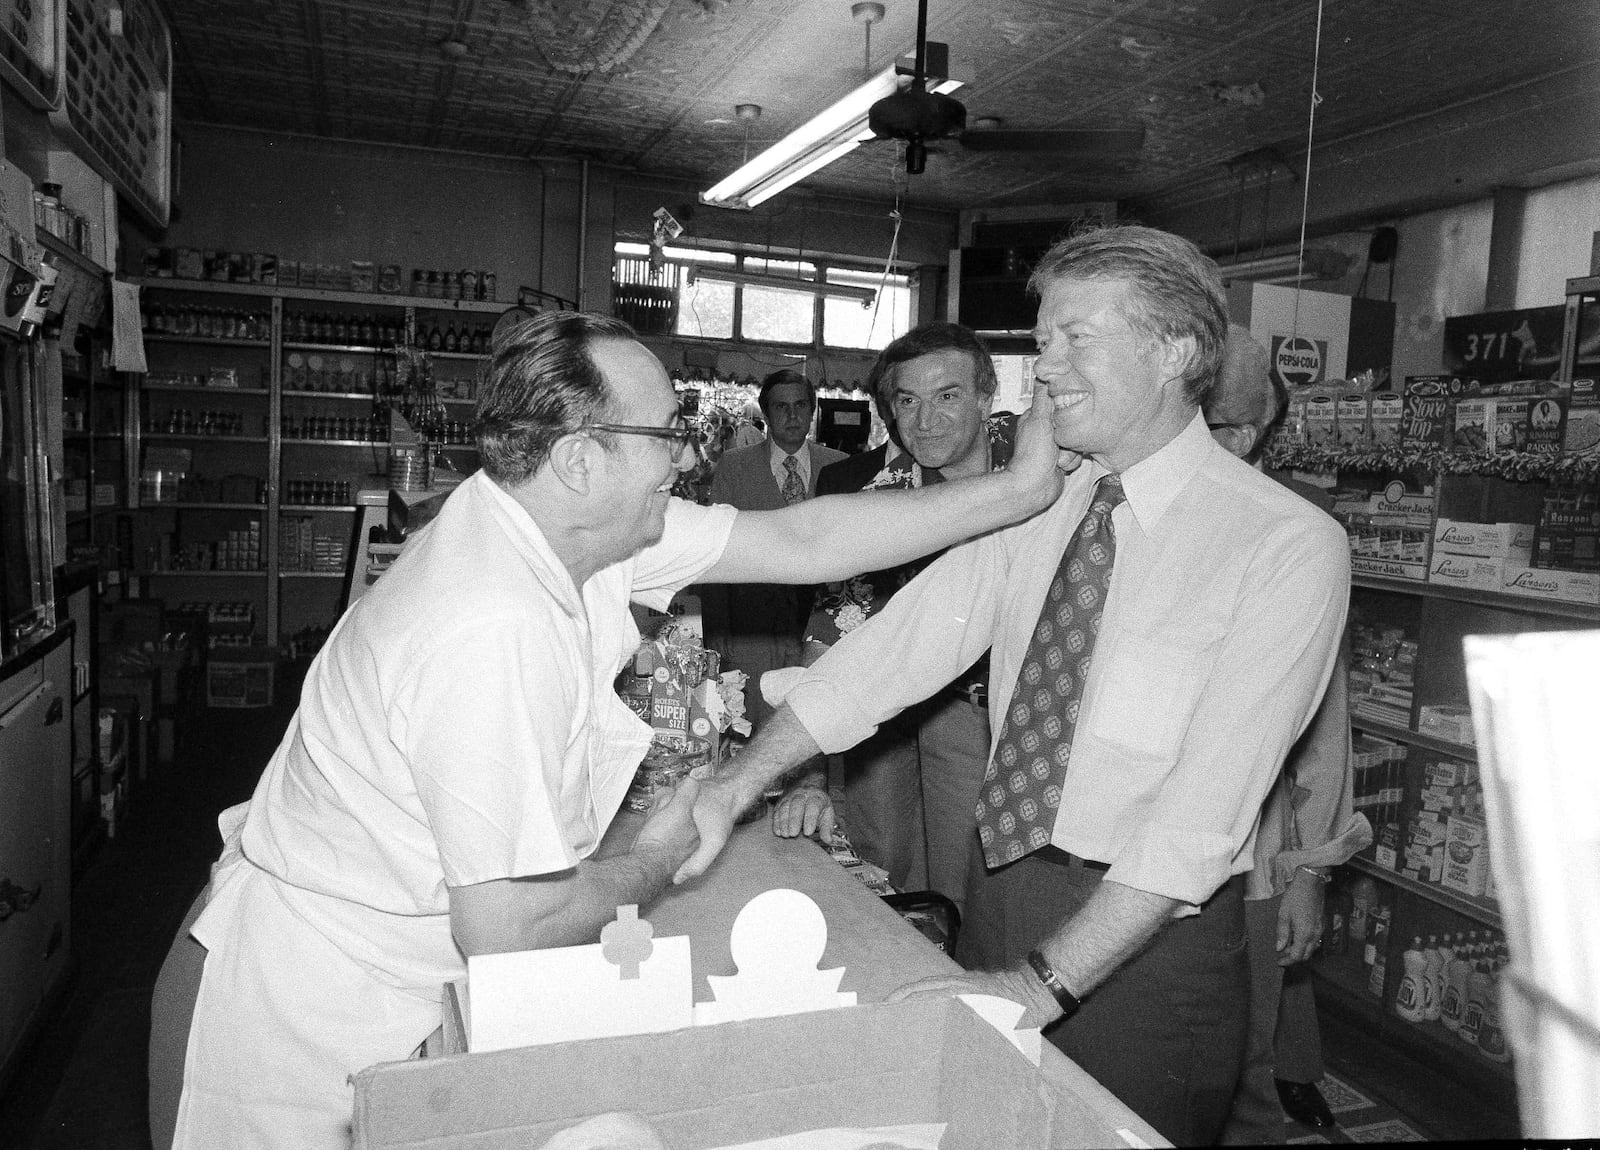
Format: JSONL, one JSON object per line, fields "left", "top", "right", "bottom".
{"left": 823, "top": 266, "right": 911, "bottom": 350}
{"left": 613, "top": 243, "right": 912, "bottom": 350}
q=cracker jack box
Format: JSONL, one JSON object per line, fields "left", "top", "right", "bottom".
{"left": 350, "top": 893, "right": 1060, "bottom": 1150}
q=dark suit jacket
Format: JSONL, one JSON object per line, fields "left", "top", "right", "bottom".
{"left": 699, "top": 439, "right": 846, "bottom": 720}
{"left": 709, "top": 439, "right": 847, "bottom": 508}
{"left": 815, "top": 442, "right": 891, "bottom": 499}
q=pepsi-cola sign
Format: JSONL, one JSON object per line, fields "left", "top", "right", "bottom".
{"left": 1271, "top": 335, "right": 1328, "bottom": 388}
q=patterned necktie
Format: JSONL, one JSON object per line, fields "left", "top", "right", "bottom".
{"left": 781, "top": 454, "right": 806, "bottom": 505}
{"left": 976, "top": 474, "right": 1126, "bottom": 869}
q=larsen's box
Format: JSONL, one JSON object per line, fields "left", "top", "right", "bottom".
{"left": 1500, "top": 564, "right": 1600, "bottom": 607}
{"left": 352, "top": 997, "right": 1058, "bottom": 1150}
{"left": 1427, "top": 553, "right": 1503, "bottom": 593}
{"left": 205, "top": 648, "right": 277, "bottom": 708}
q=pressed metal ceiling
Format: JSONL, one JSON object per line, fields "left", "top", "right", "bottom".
{"left": 165, "top": 0, "right": 1597, "bottom": 214}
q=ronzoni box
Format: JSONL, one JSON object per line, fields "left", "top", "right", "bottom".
{"left": 350, "top": 996, "right": 1057, "bottom": 1150}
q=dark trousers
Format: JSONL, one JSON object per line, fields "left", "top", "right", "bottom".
{"left": 956, "top": 846, "right": 1250, "bottom": 1147}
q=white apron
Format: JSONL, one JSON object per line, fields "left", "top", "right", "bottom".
{"left": 171, "top": 806, "right": 461, "bottom": 1150}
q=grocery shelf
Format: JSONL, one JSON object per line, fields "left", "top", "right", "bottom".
{"left": 280, "top": 504, "right": 357, "bottom": 513}
{"left": 283, "top": 341, "right": 395, "bottom": 355}
{"left": 1310, "top": 960, "right": 1518, "bottom": 1097}
{"left": 280, "top": 438, "right": 386, "bottom": 447}
{"left": 283, "top": 390, "right": 383, "bottom": 400}
{"left": 138, "top": 569, "right": 267, "bottom": 578}
{"left": 425, "top": 350, "right": 486, "bottom": 361}
{"left": 1345, "top": 855, "right": 1502, "bottom": 929}
{"left": 280, "top": 571, "right": 345, "bottom": 579}
{"left": 137, "top": 277, "right": 507, "bottom": 312}
{"left": 142, "top": 333, "right": 270, "bottom": 348}
{"left": 143, "top": 502, "right": 265, "bottom": 511}
{"left": 1352, "top": 571, "right": 1600, "bottom": 622}
{"left": 145, "top": 384, "right": 270, "bottom": 396}
{"left": 144, "top": 434, "right": 270, "bottom": 443}
{"left": 1349, "top": 717, "right": 1477, "bottom": 760}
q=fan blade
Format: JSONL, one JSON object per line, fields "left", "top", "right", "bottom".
{"left": 957, "top": 126, "right": 1146, "bottom": 154}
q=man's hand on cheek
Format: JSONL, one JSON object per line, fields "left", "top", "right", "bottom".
{"left": 1008, "top": 384, "right": 1068, "bottom": 510}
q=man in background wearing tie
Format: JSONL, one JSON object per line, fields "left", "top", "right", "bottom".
{"left": 702, "top": 369, "right": 846, "bottom": 727}
{"left": 680, "top": 226, "right": 1350, "bottom": 1146}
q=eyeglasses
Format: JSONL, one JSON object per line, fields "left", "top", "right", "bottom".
{"left": 582, "top": 422, "right": 704, "bottom": 466}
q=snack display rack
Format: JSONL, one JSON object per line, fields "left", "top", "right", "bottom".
{"left": 1300, "top": 276, "right": 1600, "bottom": 1103}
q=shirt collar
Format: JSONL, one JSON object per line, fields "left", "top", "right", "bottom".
{"left": 769, "top": 439, "right": 806, "bottom": 468}
{"left": 1104, "top": 411, "right": 1217, "bottom": 534}
{"left": 476, "top": 471, "right": 585, "bottom": 616}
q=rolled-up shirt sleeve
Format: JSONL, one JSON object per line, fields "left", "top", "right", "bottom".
{"left": 1106, "top": 518, "right": 1350, "bottom": 907}
{"left": 786, "top": 531, "right": 1006, "bottom": 753}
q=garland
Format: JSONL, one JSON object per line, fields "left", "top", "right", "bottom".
{"left": 1265, "top": 444, "right": 1600, "bottom": 484}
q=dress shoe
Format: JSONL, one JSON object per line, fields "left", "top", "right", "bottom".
{"left": 1276, "top": 1078, "right": 1337, "bottom": 1128}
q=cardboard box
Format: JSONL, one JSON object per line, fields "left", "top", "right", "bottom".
{"left": 1490, "top": 396, "right": 1530, "bottom": 453}
{"left": 1441, "top": 815, "right": 1490, "bottom": 898}
{"left": 1431, "top": 519, "right": 1535, "bottom": 563}
{"left": 1500, "top": 564, "right": 1600, "bottom": 606}
{"left": 1453, "top": 396, "right": 1493, "bottom": 455}
{"left": 1561, "top": 378, "right": 1599, "bottom": 458}
{"left": 1418, "top": 703, "right": 1476, "bottom": 746}
{"left": 1525, "top": 395, "right": 1566, "bottom": 455}
{"left": 352, "top": 997, "right": 1056, "bottom": 1150}
{"left": 1370, "top": 392, "right": 1402, "bottom": 448}
{"left": 206, "top": 649, "right": 276, "bottom": 708}
{"left": 1373, "top": 822, "right": 1402, "bottom": 869}
{"left": 1427, "top": 553, "right": 1503, "bottom": 593}
{"left": 1401, "top": 375, "right": 1471, "bottom": 453}
{"left": 1304, "top": 393, "right": 1338, "bottom": 450}
{"left": 1336, "top": 392, "right": 1370, "bottom": 449}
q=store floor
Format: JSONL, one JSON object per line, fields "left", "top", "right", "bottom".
{"left": 0, "top": 687, "right": 1521, "bottom": 1149}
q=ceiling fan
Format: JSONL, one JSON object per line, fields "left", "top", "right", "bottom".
{"left": 865, "top": 0, "right": 1146, "bottom": 174}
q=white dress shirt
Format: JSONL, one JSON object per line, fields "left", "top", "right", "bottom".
{"left": 785, "top": 413, "right": 1350, "bottom": 910}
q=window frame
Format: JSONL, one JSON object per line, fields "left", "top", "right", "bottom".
{"left": 613, "top": 241, "right": 915, "bottom": 352}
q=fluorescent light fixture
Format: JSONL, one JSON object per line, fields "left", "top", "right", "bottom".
{"left": 701, "top": 64, "right": 963, "bottom": 210}
{"left": 1215, "top": 248, "right": 1353, "bottom": 286}
{"left": 685, "top": 265, "right": 877, "bottom": 306}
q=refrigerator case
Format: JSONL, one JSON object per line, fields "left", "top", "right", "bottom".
{"left": 0, "top": 255, "right": 58, "bottom": 660}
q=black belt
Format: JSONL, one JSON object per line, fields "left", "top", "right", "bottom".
{"left": 1034, "top": 844, "right": 1110, "bottom": 872}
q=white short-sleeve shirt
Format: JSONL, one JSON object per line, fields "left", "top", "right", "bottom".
{"left": 238, "top": 471, "right": 736, "bottom": 916}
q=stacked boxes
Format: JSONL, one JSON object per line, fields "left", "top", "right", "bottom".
{"left": 1351, "top": 734, "right": 1407, "bottom": 835}
{"left": 1428, "top": 516, "right": 1538, "bottom": 594}
{"left": 1348, "top": 622, "right": 1418, "bottom": 726}
{"left": 1442, "top": 812, "right": 1491, "bottom": 898}
{"left": 279, "top": 516, "right": 350, "bottom": 573}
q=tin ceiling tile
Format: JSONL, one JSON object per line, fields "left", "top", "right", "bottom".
{"left": 155, "top": 0, "right": 1595, "bottom": 212}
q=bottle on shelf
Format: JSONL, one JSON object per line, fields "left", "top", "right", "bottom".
{"left": 444, "top": 321, "right": 459, "bottom": 352}
{"left": 1440, "top": 932, "right": 1470, "bottom": 1030}
{"left": 1325, "top": 882, "right": 1350, "bottom": 955}
{"left": 1395, "top": 937, "right": 1428, "bottom": 1022}
{"left": 1459, "top": 947, "right": 1494, "bottom": 1045}
{"left": 1422, "top": 934, "right": 1444, "bottom": 1021}
{"left": 1367, "top": 900, "right": 1391, "bottom": 996}
{"left": 1478, "top": 948, "right": 1512, "bottom": 1062}
{"left": 427, "top": 322, "right": 444, "bottom": 351}
{"left": 1349, "top": 875, "right": 1377, "bottom": 945}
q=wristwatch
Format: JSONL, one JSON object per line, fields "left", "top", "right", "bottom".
{"left": 1026, "top": 948, "right": 1082, "bottom": 1020}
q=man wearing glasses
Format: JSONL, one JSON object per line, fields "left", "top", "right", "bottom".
{"left": 159, "top": 310, "right": 1067, "bottom": 1150}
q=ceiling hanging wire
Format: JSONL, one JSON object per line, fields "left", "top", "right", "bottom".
{"left": 1290, "top": 0, "right": 1327, "bottom": 338}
